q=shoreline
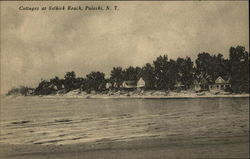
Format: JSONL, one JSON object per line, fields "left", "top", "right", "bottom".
{"left": 4, "top": 92, "right": 249, "bottom": 99}
{"left": 86, "top": 94, "right": 249, "bottom": 99}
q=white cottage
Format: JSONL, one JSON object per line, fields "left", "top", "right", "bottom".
{"left": 209, "top": 76, "right": 231, "bottom": 91}
{"left": 122, "top": 81, "right": 137, "bottom": 89}
{"left": 106, "top": 82, "right": 112, "bottom": 90}
{"left": 137, "top": 77, "right": 145, "bottom": 88}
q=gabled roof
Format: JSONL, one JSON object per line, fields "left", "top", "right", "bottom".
{"left": 193, "top": 79, "right": 200, "bottom": 84}
{"left": 122, "top": 81, "right": 137, "bottom": 88}
{"left": 123, "top": 81, "right": 137, "bottom": 85}
{"left": 215, "top": 76, "right": 230, "bottom": 84}
{"left": 137, "top": 77, "right": 145, "bottom": 88}
{"left": 193, "top": 78, "right": 208, "bottom": 84}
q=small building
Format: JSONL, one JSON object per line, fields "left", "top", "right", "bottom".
{"left": 113, "top": 82, "right": 117, "bottom": 88}
{"left": 174, "top": 82, "right": 185, "bottom": 91}
{"left": 193, "top": 80, "right": 201, "bottom": 91}
{"left": 122, "top": 81, "right": 137, "bottom": 90}
{"left": 122, "top": 78, "right": 146, "bottom": 91}
{"left": 193, "top": 78, "right": 208, "bottom": 92}
{"left": 106, "top": 82, "right": 112, "bottom": 90}
{"left": 209, "top": 76, "right": 231, "bottom": 91}
{"left": 137, "top": 77, "right": 145, "bottom": 89}
{"left": 27, "top": 88, "right": 35, "bottom": 95}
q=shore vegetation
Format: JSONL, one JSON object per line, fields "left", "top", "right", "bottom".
{"left": 7, "top": 45, "right": 249, "bottom": 96}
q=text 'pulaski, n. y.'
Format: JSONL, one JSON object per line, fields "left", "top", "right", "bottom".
{"left": 19, "top": 5, "right": 119, "bottom": 11}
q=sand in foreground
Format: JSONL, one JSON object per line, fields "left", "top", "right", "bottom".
{"left": 1, "top": 135, "right": 249, "bottom": 159}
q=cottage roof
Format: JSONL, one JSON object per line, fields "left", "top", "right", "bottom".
{"left": 215, "top": 76, "right": 230, "bottom": 84}
{"left": 124, "top": 81, "right": 137, "bottom": 85}
{"left": 105, "top": 82, "right": 112, "bottom": 89}
{"left": 122, "top": 81, "right": 137, "bottom": 88}
{"left": 137, "top": 77, "right": 145, "bottom": 88}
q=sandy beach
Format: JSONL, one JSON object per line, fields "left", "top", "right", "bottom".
{"left": 15, "top": 90, "right": 248, "bottom": 99}
{"left": 86, "top": 94, "right": 250, "bottom": 99}
{"left": 1, "top": 134, "right": 249, "bottom": 159}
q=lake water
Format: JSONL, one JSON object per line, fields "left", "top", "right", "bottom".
{"left": 0, "top": 97, "right": 249, "bottom": 146}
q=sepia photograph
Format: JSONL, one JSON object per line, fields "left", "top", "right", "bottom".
{"left": 0, "top": 1, "right": 249, "bottom": 159}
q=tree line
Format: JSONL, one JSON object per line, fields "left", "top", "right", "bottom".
{"left": 7, "top": 45, "right": 249, "bottom": 95}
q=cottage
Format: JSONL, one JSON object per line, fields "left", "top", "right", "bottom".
{"left": 137, "top": 77, "right": 145, "bottom": 88}
{"left": 209, "top": 76, "right": 231, "bottom": 91}
{"left": 27, "top": 88, "right": 35, "bottom": 95}
{"left": 193, "top": 78, "right": 208, "bottom": 92}
{"left": 122, "top": 81, "right": 137, "bottom": 89}
{"left": 193, "top": 80, "right": 201, "bottom": 91}
{"left": 113, "top": 82, "right": 118, "bottom": 89}
{"left": 105, "top": 82, "right": 112, "bottom": 90}
{"left": 174, "top": 82, "right": 185, "bottom": 91}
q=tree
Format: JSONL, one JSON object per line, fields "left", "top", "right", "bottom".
{"left": 19, "top": 86, "right": 29, "bottom": 96}
{"left": 229, "top": 46, "right": 249, "bottom": 93}
{"left": 35, "top": 80, "right": 56, "bottom": 95}
{"left": 212, "top": 54, "right": 230, "bottom": 80}
{"left": 176, "top": 57, "right": 194, "bottom": 89}
{"left": 50, "top": 76, "right": 63, "bottom": 90}
{"left": 7, "top": 86, "right": 31, "bottom": 96}
{"left": 153, "top": 55, "right": 169, "bottom": 90}
{"left": 76, "top": 77, "right": 87, "bottom": 91}
{"left": 195, "top": 52, "right": 230, "bottom": 83}
{"left": 123, "top": 66, "right": 141, "bottom": 81}
{"left": 141, "top": 63, "right": 156, "bottom": 89}
{"left": 64, "top": 71, "right": 78, "bottom": 92}
{"left": 167, "top": 59, "right": 178, "bottom": 90}
{"left": 110, "top": 67, "right": 124, "bottom": 89}
{"left": 86, "top": 71, "right": 106, "bottom": 91}
{"left": 195, "top": 52, "right": 214, "bottom": 83}
{"left": 135, "top": 66, "right": 143, "bottom": 80}
{"left": 7, "top": 88, "right": 20, "bottom": 95}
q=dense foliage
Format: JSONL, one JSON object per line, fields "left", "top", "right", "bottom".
{"left": 229, "top": 46, "right": 249, "bottom": 93}
{"left": 7, "top": 86, "right": 34, "bottom": 96}
{"left": 7, "top": 45, "right": 249, "bottom": 95}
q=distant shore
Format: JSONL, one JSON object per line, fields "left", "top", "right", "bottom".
{"left": 5, "top": 90, "right": 249, "bottom": 99}
{"left": 86, "top": 94, "right": 249, "bottom": 99}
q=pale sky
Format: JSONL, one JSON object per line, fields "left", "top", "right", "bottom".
{"left": 1, "top": 1, "right": 249, "bottom": 93}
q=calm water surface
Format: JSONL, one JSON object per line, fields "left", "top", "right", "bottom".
{"left": 0, "top": 97, "right": 249, "bottom": 145}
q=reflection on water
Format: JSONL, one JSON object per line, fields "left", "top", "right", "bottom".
{"left": 0, "top": 97, "right": 249, "bottom": 145}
